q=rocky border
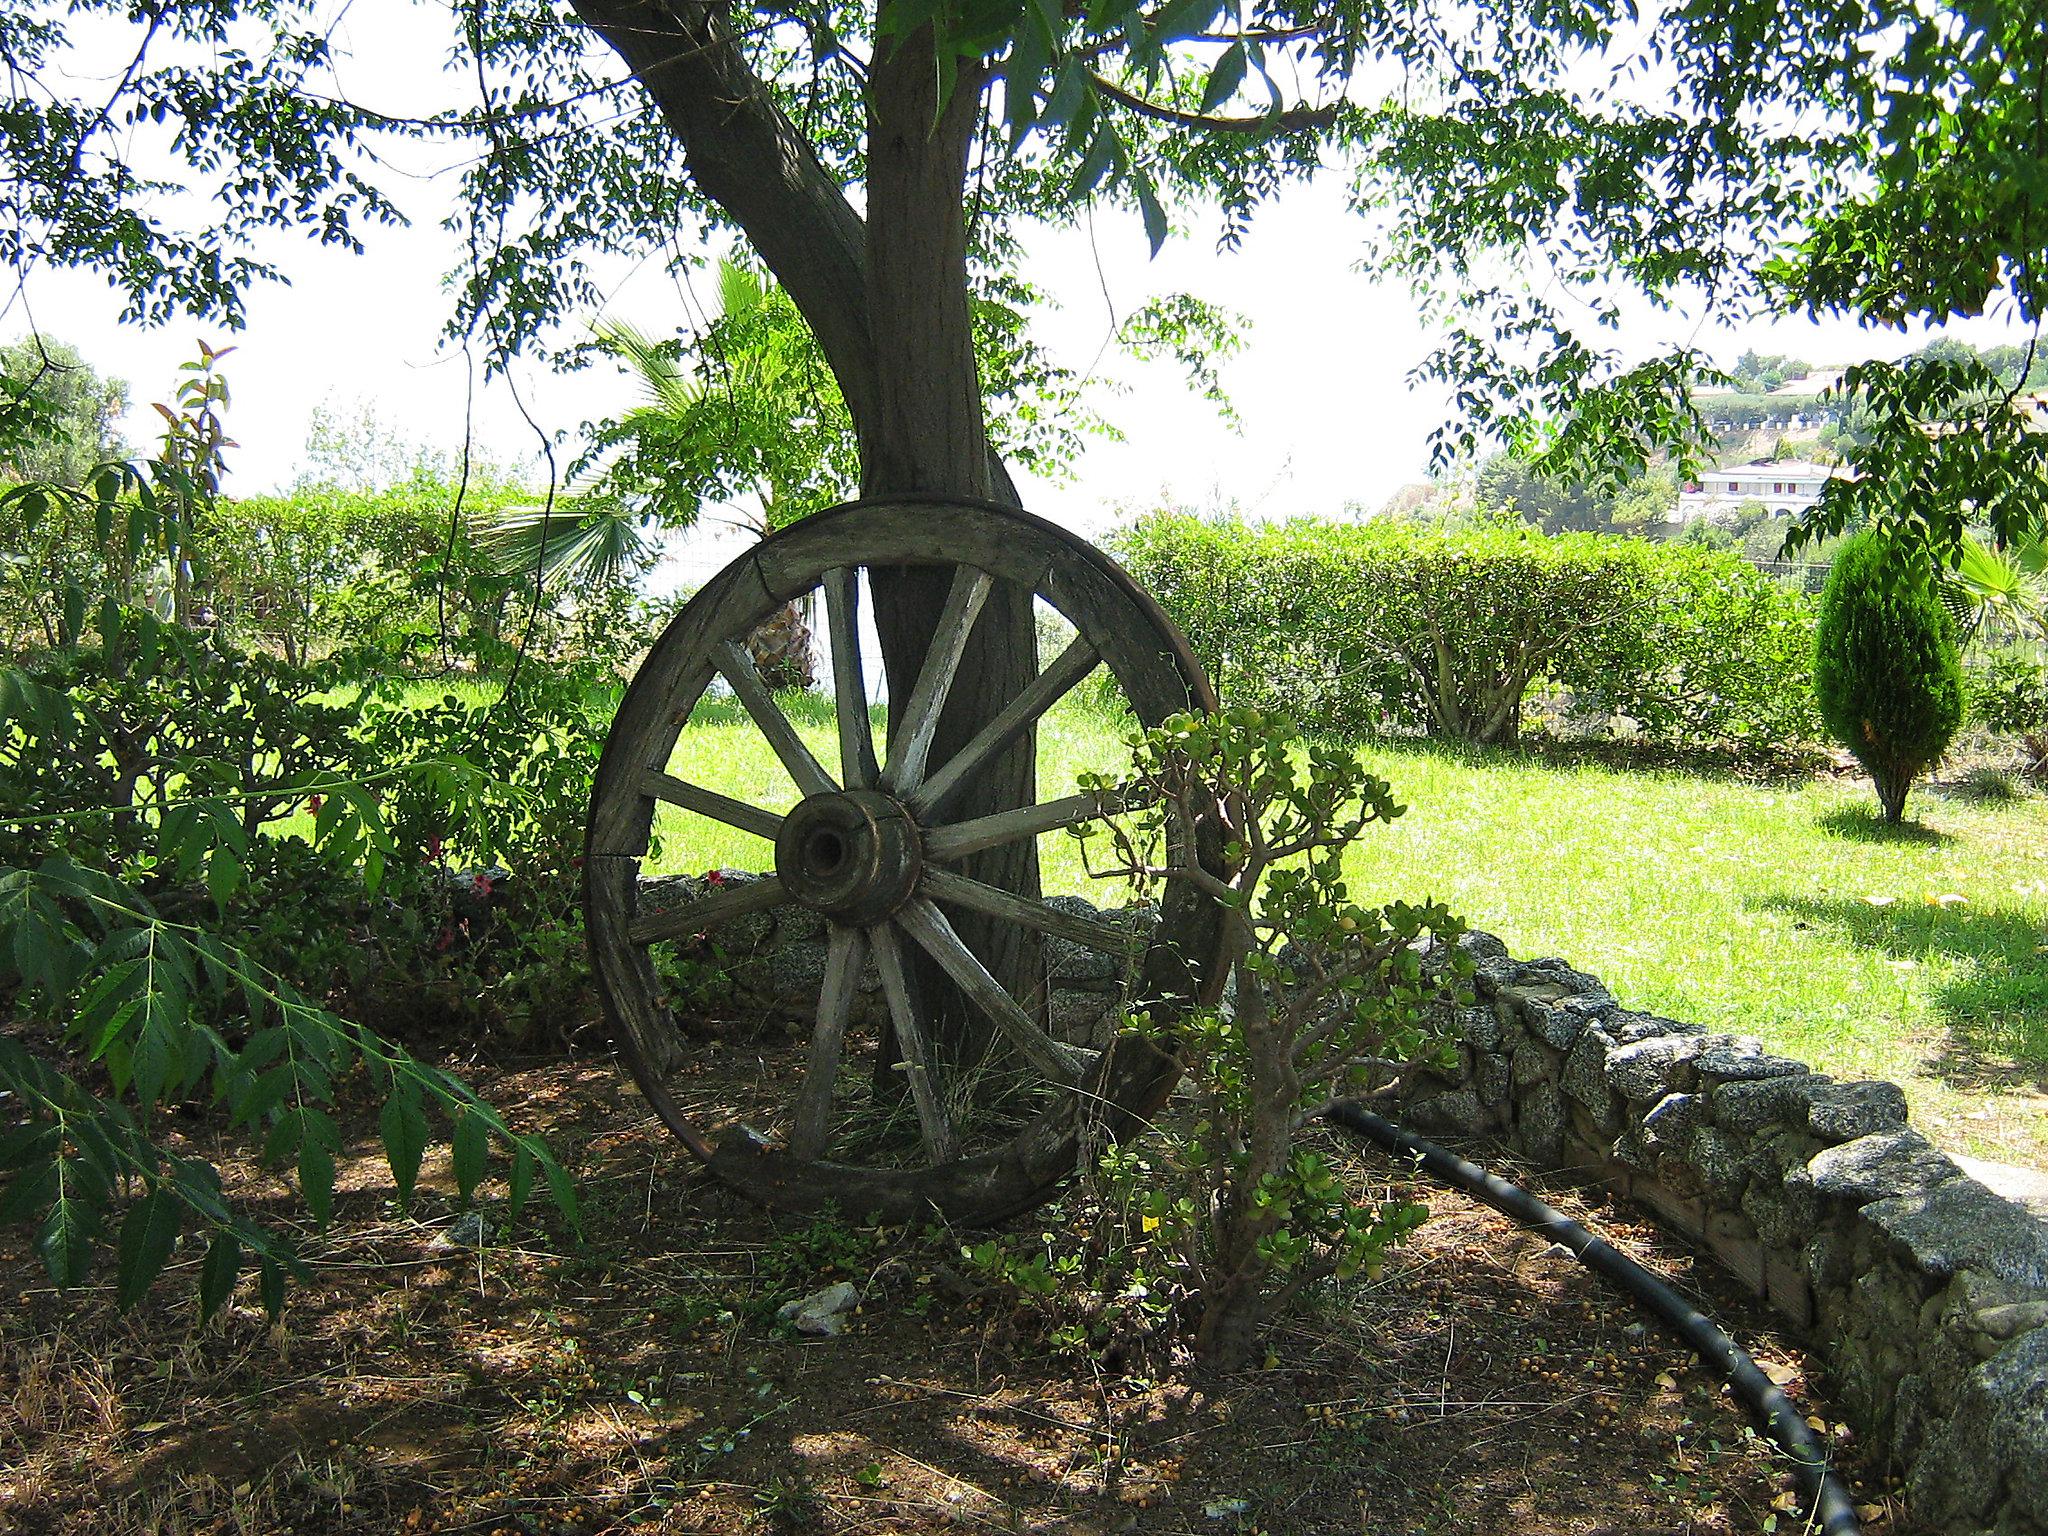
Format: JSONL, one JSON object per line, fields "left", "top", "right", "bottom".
{"left": 1402, "top": 931, "right": 2048, "bottom": 1536}
{"left": 648, "top": 876, "right": 2047, "bottom": 1535}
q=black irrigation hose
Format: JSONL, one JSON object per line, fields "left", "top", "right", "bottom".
{"left": 1324, "top": 1100, "right": 1862, "bottom": 1536}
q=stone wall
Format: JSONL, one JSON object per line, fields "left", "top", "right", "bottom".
{"left": 654, "top": 875, "right": 2047, "bottom": 1534}
{"left": 1405, "top": 931, "right": 2048, "bottom": 1536}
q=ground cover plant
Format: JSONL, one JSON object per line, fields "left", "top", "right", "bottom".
{"left": 650, "top": 693, "right": 2048, "bottom": 1170}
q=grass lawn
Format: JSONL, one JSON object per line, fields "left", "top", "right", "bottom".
{"left": 651, "top": 693, "right": 2048, "bottom": 1168}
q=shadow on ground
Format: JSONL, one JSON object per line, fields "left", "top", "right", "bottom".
{"left": 1760, "top": 894, "right": 2048, "bottom": 1087}
{"left": 1811, "top": 805, "right": 1957, "bottom": 846}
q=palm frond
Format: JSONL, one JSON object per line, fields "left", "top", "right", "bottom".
{"left": 470, "top": 499, "right": 655, "bottom": 591}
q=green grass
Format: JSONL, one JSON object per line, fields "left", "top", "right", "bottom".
{"left": 651, "top": 693, "right": 2048, "bottom": 1168}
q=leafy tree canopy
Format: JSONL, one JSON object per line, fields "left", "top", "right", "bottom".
{"left": 0, "top": 0, "right": 2041, "bottom": 554}
{"left": 0, "top": 335, "right": 129, "bottom": 487}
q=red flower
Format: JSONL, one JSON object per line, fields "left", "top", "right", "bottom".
{"left": 307, "top": 794, "right": 324, "bottom": 814}
{"left": 705, "top": 869, "right": 727, "bottom": 886}
{"left": 472, "top": 872, "right": 493, "bottom": 897}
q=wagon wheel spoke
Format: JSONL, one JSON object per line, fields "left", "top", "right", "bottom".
{"left": 628, "top": 874, "right": 787, "bottom": 945}
{"left": 922, "top": 787, "right": 1133, "bottom": 862}
{"left": 868, "top": 922, "right": 960, "bottom": 1163}
{"left": 822, "top": 566, "right": 880, "bottom": 790}
{"left": 641, "top": 770, "right": 785, "bottom": 842}
{"left": 893, "top": 897, "right": 1095, "bottom": 1084}
{"left": 880, "top": 564, "right": 993, "bottom": 794}
{"left": 787, "top": 923, "right": 868, "bottom": 1161}
{"left": 712, "top": 638, "right": 837, "bottom": 800}
{"left": 922, "top": 866, "right": 1141, "bottom": 958}
{"left": 907, "top": 634, "right": 1102, "bottom": 822}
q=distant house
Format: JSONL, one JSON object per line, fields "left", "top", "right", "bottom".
{"left": 1673, "top": 459, "right": 1846, "bottom": 522}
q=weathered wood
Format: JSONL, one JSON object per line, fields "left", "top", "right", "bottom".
{"left": 822, "top": 566, "right": 881, "bottom": 790}
{"left": 628, "top": 874, "right": 787, "bottom": 945}
{"left": 587, "top": 497, "right": 1228, "bottom": 1221}
{"left": 870, "top": 922, "right": 958, "bottom": 1163}
{"left": 893, "top": 897, "right": 1092, "bottom": 1083}
{"left": 788, "top": 924, "right": 868, "bottom": 1161}
{"left": 880, "top": 564, "right": 993, "bottom": 794}
{"left": 641, "top": 770, "right": 784, "bottom": 843}
{"left": 712, "top": 638, "right": 838, "bottom": 800}
{"left": 585, "top": 855, "right": 712, "bottom": 1161}
{"left": 922, "top": 790, "right": 1124, "bottom": 862}
{"left": 922, "top": 865, "right": 1139, "bottom": 957}
{"left": 907, "top": 634, "right": 1100, "bottom": 822}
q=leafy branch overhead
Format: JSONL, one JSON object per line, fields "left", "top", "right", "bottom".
{"left": 1, "top": 0, "right": 2037, "bottom": 548}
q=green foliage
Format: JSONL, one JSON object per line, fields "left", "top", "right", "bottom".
{"left": 0, "top": 605, "right": 596, "bottom": 1310}
{"left": 1119, "top": 513, "right": 1820, "bottom": 755}
{"left": 1813, "top": 532, "right": 1966, "bottom": 823}
{"left": 0, "top": 334, "right": 127, "bottom": 486}
{"left": 1076, "top": 707, "right": 1466, "bottom": 1364}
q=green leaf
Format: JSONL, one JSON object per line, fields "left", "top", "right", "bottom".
{"left": 507, "top": 1141, "right": 535, "bottom": 1220}
{"left": 37, "top": 1182, "right": 100, "bottom": 1289}
{"left": 1134, "top": 173, "right": 1169, "bottom": 256}
{"left": 199, "top": 1229, "right": 241, "bottom": 1321}
{"left": 451, "top": 1110, "right": 489, "bottom": 1204}
{"left": 1199, "top": 42, "right": 1246, "bottom": 114}
{"left": 298, "top": 1140, "right": 336, "bottom": 1228}
{"left": 258, "top": 1252, "right": 286, "bottom": 1317}
{"left": 379, "top": 1086, "right": 429, "bottom": 1208}
{"left": 115, "top": 1187, "right": 183, "bottom": 1309}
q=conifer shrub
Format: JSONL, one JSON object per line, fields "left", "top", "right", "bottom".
{"left": 1812, "top": 530, "right": 1965, "bottom": 822}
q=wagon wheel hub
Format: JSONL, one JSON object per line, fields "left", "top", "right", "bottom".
{"left": 774, "top": 789, "right": 922, "bottom": 925}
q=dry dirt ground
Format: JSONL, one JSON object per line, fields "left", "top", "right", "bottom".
{"left": 0, "top": 1047, "right": 1927, "bottom": 1536}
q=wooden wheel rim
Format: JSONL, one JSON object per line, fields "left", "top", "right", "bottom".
{"left": 584, "top": 495, "right": 1223, "bottom": 1224}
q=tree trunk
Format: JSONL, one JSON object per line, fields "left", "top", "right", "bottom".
{"left": 570, "top": 0, "right": 1045, "bottom": 1059}
{"left": 862, "top": 29, "right": 1042, "bottom": 1064}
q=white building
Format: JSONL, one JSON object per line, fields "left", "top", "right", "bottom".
{"left": 1673, "top": 459, "right": 1846, "bottom": 522}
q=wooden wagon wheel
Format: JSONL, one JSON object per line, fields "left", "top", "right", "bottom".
{"left": 584, "top": 496, "right": 1223, "bottom": 1224}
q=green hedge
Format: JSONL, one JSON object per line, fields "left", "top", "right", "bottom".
{"left": 1117, "top": 513, "right": 1821, "bottom": 753}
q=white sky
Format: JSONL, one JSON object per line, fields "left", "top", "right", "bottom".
{"left": 7, "top": 6, "right": 2040, "bottom": 556}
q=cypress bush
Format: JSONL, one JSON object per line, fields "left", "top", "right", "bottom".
{"left": 1812, "top": 530, "right": 1965, "bottom": 822}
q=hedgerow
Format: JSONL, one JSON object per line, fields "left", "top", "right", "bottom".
{"left": 1117, "top": 513, "right": 1821, "bottom": 755}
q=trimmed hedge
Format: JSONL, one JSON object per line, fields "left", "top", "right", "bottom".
{"left": 1117, "top": 513, "right": 1821, "bottom": 754}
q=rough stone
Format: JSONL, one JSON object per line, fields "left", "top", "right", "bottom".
{"left": 1458, "top": 929, "right": 1510, "bottom": 965}
{"left": 1687, "top": 1126, "right": 1752, "bottom": 1204}
{"left": 1711, "top": 1073, "right": 1833, "bottom": 1134}
{"left": 1512, "top": 1037, "right": 1561, "bottom": 1088}
{"left": 1605, "top": 1033, "right": 1707, "bottom": 1101}
{"left": 1608, "top": 1011, "right": 1705, "bottom": 1045}
{"left": 1692, "top": 1036, "right": 1810, "bottom": 1086}
{"left": 1407, "top": 1089, "right": 1490, "bottom": 1139}
{"left": 1809, "top": 1130, "right": 1961, "bottom": 1205}
{"left": 1865, "top": 1180, "right": 2048, "bottom": 1290}
{"left": 1907, "top": 1328, "right": 2048, "bottom": 1531}
{"left": 777, "top": 1281, "right": 860, "bottom": 1338}
{"left": 1044, "top": 897, "right": 1126, "bottom": 988}
{"left": 1474, "top": 1052, "right": 1512, "bottom": 1107}
{"left": 1641, "top": 1092, "right": 1705, "bottom": 1152}
{"left": 1560, "top": 1027, "right": 1615, "bottom": 1112}
{"left": 1517, "top": 1089, "right": 1566, "bottom": 1166}
{"left": 1743, "top": 1169, "right": 1820, "bottom": 1250}
{"left": 1805, "top": 1080, "right": 1910, "bottom": 1142}
{"left": 1453, "top": 1003, "right": 1504, "bottom": 1052}
{"left": 1049, "top": 988, "right": 1114, "bottom": 1042}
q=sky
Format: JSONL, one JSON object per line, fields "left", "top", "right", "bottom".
{"left": 7, "top": 5, "right": 2041, "bottom": 560}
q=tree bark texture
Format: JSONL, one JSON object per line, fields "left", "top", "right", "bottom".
{"left": 570, "top": 0, "right": 1044, "bottom": 1056}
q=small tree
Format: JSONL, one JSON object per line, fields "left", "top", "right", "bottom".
{"left": 1080, "top": 709, "right": 1469, "bottom": 1367}
{"left": 1813, "top": 531, "right": 1965, "bottom": 822}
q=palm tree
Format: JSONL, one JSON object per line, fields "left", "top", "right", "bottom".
{"left": 474, "top": 260, "right": 856, "bottom": 685}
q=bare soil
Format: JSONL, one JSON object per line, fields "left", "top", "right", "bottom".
{"left": 0, "top": 1047, "right": 1926, "bottom": 1536}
